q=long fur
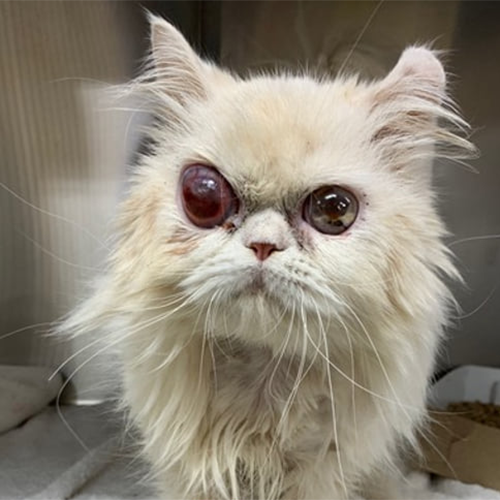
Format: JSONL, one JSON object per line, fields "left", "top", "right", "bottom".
{"left": 61, "top": 16, "right": 476, "bottom": 500}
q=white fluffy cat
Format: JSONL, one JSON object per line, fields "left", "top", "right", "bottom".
{"left": 64, "top": 15, "right": 475, "bottom": 500}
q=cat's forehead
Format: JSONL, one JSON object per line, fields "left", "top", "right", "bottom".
{"left": 193, "top": 76, "right": 373, "bottom": 199}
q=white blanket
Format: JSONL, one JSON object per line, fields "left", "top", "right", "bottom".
{"left": 0, "top": 366, "right": 499, "bottom": 499}
{"left": 0, "top": 365, "right": 62, "bottom": 434}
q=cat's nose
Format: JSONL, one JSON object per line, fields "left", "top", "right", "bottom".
{"left": 248, "top": 242, "right": 281, "bottom": 261}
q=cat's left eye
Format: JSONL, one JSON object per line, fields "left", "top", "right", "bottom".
{"left": 180, "top": 165, "right": 239, "bottom": 229}
{"left": 303, "top": 186, "right": 358, "bottom": 235}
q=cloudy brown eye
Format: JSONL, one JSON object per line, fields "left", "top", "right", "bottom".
{"left": 303, "top": 186, "right": 358, "bottom": 235}
{"left": 180, "top": 165, "right": 239, "bottom": 228}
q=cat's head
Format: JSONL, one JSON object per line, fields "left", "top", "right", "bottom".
{"left": 106, "top": 16, "right": 474, "bottom": 353}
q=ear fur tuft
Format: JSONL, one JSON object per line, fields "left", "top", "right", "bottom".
{"left": 147, "top": 14, "right": 207, "bottom": 103}
{"left": 369, "top": 46, "right": 476, "bottom": 173}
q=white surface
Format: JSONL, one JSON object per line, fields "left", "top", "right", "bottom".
{"left": 0, "top": 404, "right": 153, "bottom": 499}
{"left": 0, "top": 405, "right": 499, "bottom": 499}
{"left": 399, "top": 472, "right": 500, "bottom": 499}
{"left": 430, "top": 365, "right": 500, "bottom": 408}
{"left": 0, "top": 366, "right": 500, "bottom": 500}
{"left": 0, "top": 365, "right": 62, "bottom": 434}
{"left": 1, "top": 365, "right": 500, "bottom": 499}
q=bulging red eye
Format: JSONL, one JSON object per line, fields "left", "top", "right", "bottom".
{"left": 303, "top": 186, "right": 358, "bottom": 235}
{"left": 180, "top": 165, "right": 239, "bottom": 228}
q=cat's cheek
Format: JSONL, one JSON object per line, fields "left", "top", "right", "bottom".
{"left": 292, "top": 221, "right": 318, "bottom": 249}
{"left": 165, "top": 225, "right": 202, "bottom": 257}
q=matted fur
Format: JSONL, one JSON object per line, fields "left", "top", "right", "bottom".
{"left": 62, "top": 15, "right": 476, "bottom": 500}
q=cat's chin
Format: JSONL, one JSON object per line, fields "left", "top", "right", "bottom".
{"left": 245, "top": 267, "right": 267, "bottom": 293}
{"left": 233, "top": 266, "right": 288, "bottom": 301}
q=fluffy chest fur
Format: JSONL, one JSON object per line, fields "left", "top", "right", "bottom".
{"left": 206, "top": 341, "right": 334, "bottom": 451}
{"left": 116, "top": 296, "right": 437, "bottom": 499}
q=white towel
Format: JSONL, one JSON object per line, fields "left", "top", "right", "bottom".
{"left": 0, "top": 365, "right": 62, "bottom": 434}
{"left": 0, "top": 398, "right": 498, "bottom": 499}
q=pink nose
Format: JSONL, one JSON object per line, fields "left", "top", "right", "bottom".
{"left": 248, "top": 242, "right": 280, "bottom": 261}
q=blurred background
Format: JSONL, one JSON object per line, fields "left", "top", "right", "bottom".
{"left": 0, "top": 0, "right": 498, "bottom": 403}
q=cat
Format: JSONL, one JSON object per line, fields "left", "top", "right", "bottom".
{"left": 62, "top": 14, "right": 475, "bottom": 500}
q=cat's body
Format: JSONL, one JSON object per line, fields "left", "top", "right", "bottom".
{"left": 64, "top": 16, "right": 474, "bottom": 499}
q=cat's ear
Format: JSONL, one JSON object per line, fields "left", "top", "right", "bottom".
{"left": 368, "top": 47, "right": 469, "bottom": 177}
{"left": 148, "top": 14, "right": 208, "bottom": 104}
{"left": 375, "top": 47, "right": 446, "bottom": 104}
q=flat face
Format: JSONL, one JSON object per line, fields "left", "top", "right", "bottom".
{"left": 118, "top": 69, "right": 447, "bottom": 355}
{"left": 113, "top": 41, "right": 466, "bottom": 356}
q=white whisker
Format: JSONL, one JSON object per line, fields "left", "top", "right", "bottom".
{"left": 16, "top": 229, "right": 102, "bottom": 272}
{"left": 337, "top": 0, "right": 384, "bottom": 76}
{"left": 320, "top": 313, "right": 348, "bottom": 498}
{"left": 0, "top": 321, "right": 54, "bottom": 342}
{"left": 450, "top": 233, "right": 500, "bottom": 247}
{"left": 0, "top": 180, "right": 110, "bottom": 251}
{"left": 457, "top": 284, "right": 498, "bottom": 320}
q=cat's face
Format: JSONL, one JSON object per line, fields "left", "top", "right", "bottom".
{"left": 115, "top": 18, "right": 468, "bottom": 351}
{"left": 163, "top": 78, "right": 410, "bottom": 313}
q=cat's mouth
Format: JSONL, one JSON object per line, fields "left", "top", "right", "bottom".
{"left": 247, "top": 268, "right": 266, "bottom": 293}
{"left": 241, "top": 266, "right": 293, "bottom": 298}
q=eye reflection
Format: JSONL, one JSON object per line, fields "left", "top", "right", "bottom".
{"left": 303, "top": 186, "right": 358, "bottom": 235}
{"left": 180, "top": 165, "right": 239, "bottom": 228}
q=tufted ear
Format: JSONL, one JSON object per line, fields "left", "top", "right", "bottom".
{"left": 370, "top": 47, "right": 447, "bottom": 144}
{"left": 148, "top": 14, "right": 207, "bottom": 105}
{"left": 368, "top": 47, "right": 472, "bottom": 178}
{"left": 376, "top": 47, "right": 446, "bottom": 104}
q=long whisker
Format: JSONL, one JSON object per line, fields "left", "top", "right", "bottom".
{"left": 49, "top": 336, "right": 102, "bottom": 382}
{"left": 0, "top": 180, "right": 110, "bottom": 251}
{"left": 50, "top": 76, "right": 113, "bottom": 86}
{"left": 50, "top": 293, "right": 192, "bottom": 381}
{"left": 342, "top": 302, "right": 457, "bottom": 478}
{"left": 295, "top": 0, "right": 313, "bottom": 60}
{"left": 259, "top": 308, "right": 295, "bottom": 476}
{"left": 318, "top": 310, "right": 348, "bottom": 498}
{"left": 457, "top": 284, "right": 498, "bottom": 320}
{"left": 337, "top": 0, "right": 384, "bottom": 76}
{"left": 16, "top": 229, "right": 102, "bottom": 272}
{"left": 314, "top": 303, "right": 359, "bottom": 445}
{"left": 340, "top": 313, "right": 358, "bottom": 443}
{"left": 449, "top": 233, "right": 500, "bottom": 247}
{"left": 276, "top": 296, "right": 308, "bottom": 434}
{"left": 343, "top": 302, "right": 407, "bottom": 410}
{"left": 54, "top": 305, "right": 188, "bottom": 451}
{"left": 265, "top": 302, "right": 295, "bottom": 402}
{"left": 204, "top": 290, "right": 224, "bottom": 393}
{"left": 297, "top": 297, "right": 349, "bottom": 496}
{"left": 0, "top": 321, "right": 54, "bottom": 342}
{"left": 275, "top": 294, "right": 321, "bottom": 451}
{"left": 299, "top": 296, "right": 434, "bottom": 413}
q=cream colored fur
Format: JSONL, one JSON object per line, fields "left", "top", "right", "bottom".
{"left": 62, "top": 16, "right": 475, "bottom": 500}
